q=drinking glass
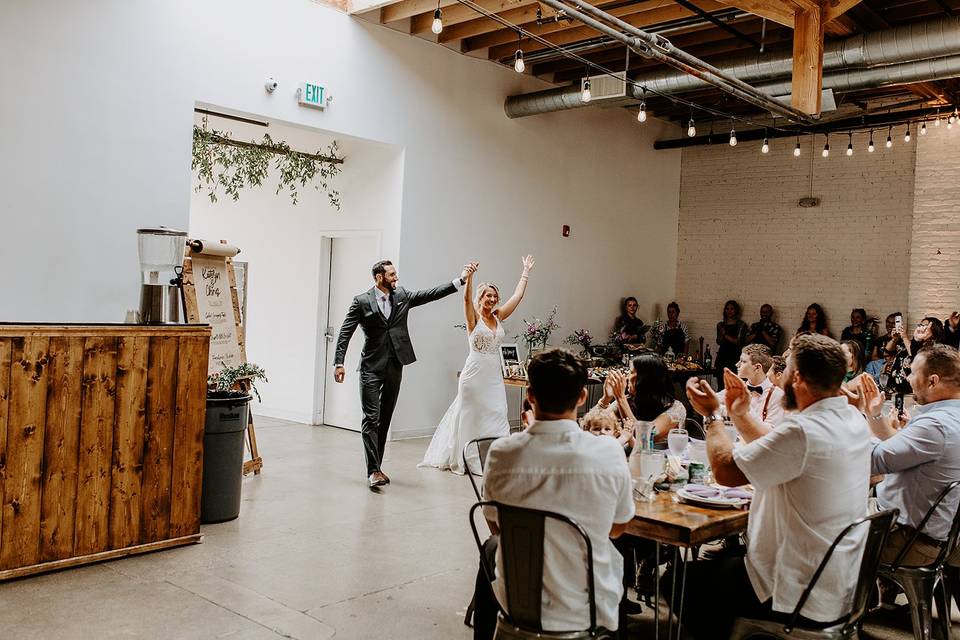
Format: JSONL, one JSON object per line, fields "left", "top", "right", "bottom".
{"left": 667, "top": 428, "right": 689, "bottom": 458}
{"left": 723, "top": 419, "right": 739, "bottom": 446}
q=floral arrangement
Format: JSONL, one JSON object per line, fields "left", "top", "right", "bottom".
{"left": 607, "top": 326, "right": 626, "bottom": 346}
{"left": 518, "top": 306, "right": 560, "bottom": 355}
{"left": 649, "top": 318, "right": 665, "bottom": 348}
{"left": 564, "top": 328, "right": 593, "bottom": 351}
{"left": 208, "top": 362, "right": 268, "bottom": 401}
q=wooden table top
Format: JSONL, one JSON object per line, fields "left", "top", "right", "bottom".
{"left": 626, "top": 489, "right": 750, "bottom": 547}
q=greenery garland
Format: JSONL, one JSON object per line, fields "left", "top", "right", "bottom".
{"left": 192, "top": 119, "right": 344, "bottom": 208}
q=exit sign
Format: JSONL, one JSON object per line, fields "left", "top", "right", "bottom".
{"left": 298, "top": 82, "right": 327, "bottom": 109}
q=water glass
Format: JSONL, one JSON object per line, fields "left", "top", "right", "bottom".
{"left": 723, "top": 420, "right": 739, "bottom": 446}
{"left": 667, "top": 428, "right": 689, "bottom": 458}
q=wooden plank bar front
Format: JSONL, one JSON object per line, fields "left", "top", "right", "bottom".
{"left": 0, "top": 324, "right": 210, "bottom": 581}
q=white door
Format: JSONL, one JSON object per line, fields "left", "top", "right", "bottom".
{"left": 321, "top": 236, "right": 380, "bottom": 431}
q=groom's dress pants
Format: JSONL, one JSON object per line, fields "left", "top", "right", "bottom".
{"left": 359, "top": 356, "right": 403, "bottom": 476}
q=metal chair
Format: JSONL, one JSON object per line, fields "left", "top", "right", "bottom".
{"left": 464, "top": 437, "right": 499, "bottom": 501}
{"left": 469, "top": 501, "right": 614, "bottom": 639}
{"left": 730, "top": 508, "right": 899, "bottom": 639}
{"left": 877, "top": 479, "right": 960, "bottom": 640}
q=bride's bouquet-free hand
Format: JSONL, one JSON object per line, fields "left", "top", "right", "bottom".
{"left": 518, "top": 306, "right": 560, "bottom": 357}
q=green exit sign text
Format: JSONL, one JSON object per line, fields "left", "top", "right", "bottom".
{"left": 298, "top": 82, "right": 327, "bottom": 110}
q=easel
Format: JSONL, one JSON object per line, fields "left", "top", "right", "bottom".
{"left": 181, "top": 239, "right": 263, "bottom": 476}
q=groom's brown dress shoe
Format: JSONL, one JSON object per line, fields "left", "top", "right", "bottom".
{"left": 368, "top": 472, "right": 388, "bottom": 488}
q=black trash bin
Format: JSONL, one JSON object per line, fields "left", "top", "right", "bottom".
{"left": 201, "top": 391, "right": 252, "bottom": 523}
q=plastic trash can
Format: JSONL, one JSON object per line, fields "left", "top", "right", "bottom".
{"left": 201, "top": 392, "right": 251, "bottom": 523}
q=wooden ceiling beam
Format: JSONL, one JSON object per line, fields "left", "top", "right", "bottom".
{"left": 791, "top": 6, "right": 825, "bottom": 114}
{"left": 410, "top": 0, "right": 533, "bottom": 33}
{"left": 485, "top": 2, "right": 724, "bottom": 59}
{"left": 714, "top": 0, "right": 795, "bottom": 26}
{"left": 822, "top": 0, "right": 862, "bottom": 23}
{"left": 381, "top": 0, "right": 457, "bottom": 23}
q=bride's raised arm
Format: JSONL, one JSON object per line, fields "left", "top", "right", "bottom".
{"left": 497, "top": 255, "right": 534, "bottom": 321}
{"left": 464, "top": 268, "right": 478, "bottom": 333}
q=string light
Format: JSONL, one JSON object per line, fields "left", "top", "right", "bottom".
{"left": 431, "top": 2, "right": 443, "bottom": 34}
{"left": 868, "top": 130, "right": 875, "bottom": 153}
{"left": 580, "top": 78, "right": 592, "bottom": 103}
{"left": 822, "top": 133, "right": 830, "bottom": 158}
{"left": 761, "top": 129, "right": 769, "bottom": 154}
{"left": 950, "top": 107, "right": 958, "bottom": 125}
{"left": 886, "top": 126, "right": 893, "bottom": 148}
{"left": 904, "top": 124, "right": 911, "bottom": 143}
{"left": 793, "top": 135, "right": 801, "bottom": 157}
{"left": 935, "top": 109, "right": 942, "bottom": 127}
{"left": 920, "top": 121, "right": 927, "bottom": 135}
{"left": 513, "top": 31, "right": 524, "bottom": 73}
{"left": 687, "top": 110, "right": 696, "bottom": 137}
{"left": 637, "top": 89, "right": 647, "bottom": 123}
{"left": 729, "top": 123, "right": 737, "bottom": 147}
{"left": 846, "top": 132, "right": 853, "bottom": 156}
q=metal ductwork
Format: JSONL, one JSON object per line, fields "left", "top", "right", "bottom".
{"left": 505, "top": 16, "right": 960, "bottom": 119}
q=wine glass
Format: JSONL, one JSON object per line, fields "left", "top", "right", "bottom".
{"left": 667, "top": 427, "right": 689, "bottom": 458}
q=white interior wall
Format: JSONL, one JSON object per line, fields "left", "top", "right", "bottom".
{"left": 1, "top": 0, "right": 681, "bottom": 437}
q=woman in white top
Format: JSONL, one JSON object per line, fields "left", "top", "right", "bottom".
{"left": 419, "top": 256, "right": 535, "bottom": 474}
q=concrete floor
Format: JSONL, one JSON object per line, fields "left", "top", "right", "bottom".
{"left": 0, "top": 417, "right": 945, "bottom": 639}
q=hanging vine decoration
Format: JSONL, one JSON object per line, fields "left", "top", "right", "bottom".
{"left": 191, "top": 119, "right": 344, "bottom": 208}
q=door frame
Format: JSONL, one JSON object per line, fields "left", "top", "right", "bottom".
{"left": 313, "top": 230, "right": 383, "bottom": 426}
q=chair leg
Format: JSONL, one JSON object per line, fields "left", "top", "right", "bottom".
{"left": 934, "top": 574, "right": 952, "bottom": 640}
{"left": 464, "top": 596, "right": 475, "bottom": 628}
{"left": 901, "top": 574, "right": 938, "bottom": 640}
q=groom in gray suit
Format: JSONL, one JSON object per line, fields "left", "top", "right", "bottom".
{"left": 335, "top": 259, "right": 477, "bottom": 489}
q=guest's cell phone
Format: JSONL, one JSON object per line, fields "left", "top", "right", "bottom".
{"left": 895, "top": 315, "right": 903, "bottom": 331}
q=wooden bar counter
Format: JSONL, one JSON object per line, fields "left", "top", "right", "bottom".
{"left": 0, "top": 323, "right": 210, "bottom": 581}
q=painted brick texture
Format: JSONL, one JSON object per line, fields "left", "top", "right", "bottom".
{"left": 675, "top": 131, "right": 917, "bottom": 351}
{"left": 908, "top": 127, "right": 960, "bottom": 322}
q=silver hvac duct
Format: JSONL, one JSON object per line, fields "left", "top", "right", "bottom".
{"left": 505, "top": 16, "right": 960, "bottom": 119}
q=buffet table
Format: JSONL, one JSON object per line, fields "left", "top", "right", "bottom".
{"left": 0, "top": 323, "right": 210, "bottom": 580}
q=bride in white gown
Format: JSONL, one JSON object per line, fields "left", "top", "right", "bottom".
{"left": 419, "top": 255, "right": 535, "bottom": 474}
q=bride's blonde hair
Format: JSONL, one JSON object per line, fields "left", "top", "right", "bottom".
{"left": 474, "top": 282, "right": 500, "bottom": 311}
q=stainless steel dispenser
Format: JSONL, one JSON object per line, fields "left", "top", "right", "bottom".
{"left": 137, "top": 227, "right": 187, "bottom": 324}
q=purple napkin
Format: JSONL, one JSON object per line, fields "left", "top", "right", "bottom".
{"left": 684, "top": 484, "right": 752, "bottom": 500}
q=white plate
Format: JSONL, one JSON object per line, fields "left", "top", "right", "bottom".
{"left": 676, "top": 487, "right": 750, "bottom": 509}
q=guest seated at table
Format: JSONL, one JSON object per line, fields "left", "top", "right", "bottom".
{"left": 716, "top": 300, "right": 747, "bottom": 389}
{"left": 718, "top": 344, "right": 784, "bottom": 430}
{"left": 796, "top": 303, "right": 831, "bottom": 338}
{"left": 944, "top": 312, "right": 960, "bottom": 349}
{"left": 657, "top": 301, "right": 689, "bottom": 356}
{"left": 840, "top": 308, "right": 876, "bottom": 360}
{"left": 672, "top": 334, "right": 872, "bottom": 639}
{"left": 841, "top": 339, "right": 866, "bottom": 383}
{"left": 612, "top": 296, "right": 648, "bottom": 350}
{"left": 746, "top": 304, "right": 783, "bottom": 352}
{"left": 851, "top": 347, "right": 960, "bottom": 568}
{"left": 595, "top": 354, "right": 685, "bottom": 447}
{"left": 472, "top": 349, "right": 635, "bottom": 639}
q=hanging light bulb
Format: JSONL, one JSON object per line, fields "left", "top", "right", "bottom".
{"left": 921, "top": 121, "right": 927, "bottom": 135}
{"left": 950, "top": 108, "right": 957, "bottom": 125}
{"left": 846, "top": 132, "right": 853, "bottom": 156}
{"left": 936, "top": 110, "right": 942, "bottom": 127}
{"left": 687, "top": 118, "right": 696, "bottom": 137}
{"left": 822, "top": 134, "right": 830, "bottom": 158}
{"left": 729, "top": 125, "right": 737, "bottom": 147}
{"left": 868, "top": 130, "right": 875, "bottom": 153}
{"left": 886, "top": 126, "right": 893, "bottom": 148}
{"left": 761, "top": 138, "right": 769, "bottom": 154}
{"left": 580, "top": 78, "right": 592, "bottom": 103}
{"left": 794, "top": 136, "right": 801, "bottom": 157}
{"left": 949, "top": 118, "right": 954, "bottom": 130}
{"left": 514, "top": 49, "right": 524, "bottom": 73}
{"left": 904, "top": 125, "right": 911, "bottom": 143}
{"left": 637, "top": 102, "right": 647, "bottom": 123}
{"left": 431, "top": 6, "right": 443, "bottom": 34}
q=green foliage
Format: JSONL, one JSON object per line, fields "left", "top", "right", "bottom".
{"left": 191, "top": 119, "right": 342, "bottom": 208}
{"left": 208, "top": 362, "right": 268, "bottom": 401}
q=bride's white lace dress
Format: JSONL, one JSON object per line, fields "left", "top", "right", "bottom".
{"left": 419, "top": 317, "right": 509, "bottom": 474}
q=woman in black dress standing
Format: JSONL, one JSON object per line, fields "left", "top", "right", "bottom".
{"left": 613, "top": 296, "right": 648, "bottom": 348}
{"left": 715, "top": 300, "right": 747, "bottom": 390}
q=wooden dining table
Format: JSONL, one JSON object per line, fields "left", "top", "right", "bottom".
{"left": 625, "top": 489, "right": 751, "bottom": 640}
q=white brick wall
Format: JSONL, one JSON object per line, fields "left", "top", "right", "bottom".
{"left": 675, "top": 131, "right": 917, "bottom": 352}
{"left": 908, "top": 127, "right": 960, "bottom": 322}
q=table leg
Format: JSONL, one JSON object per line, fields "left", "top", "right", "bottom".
{"left": 676, "top": 546, "right": 690, "bottom": 640}
{"left": 654, "top": 543, "right": 660, "bottom": 640}
{"left": 668, "top": 546, "right": 677, "bottom": 640}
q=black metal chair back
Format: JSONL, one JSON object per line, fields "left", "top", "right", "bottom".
{"left": 785, "top": 508, "right": 898, "bottom": 634}
{"left": 464, "top": 437, "right": 499, "bottom": 501}
{"left": 469, "top": 501, "right": 598, "bottom": 634}
{"left": 890, "top": 479, "right": 960, "bottom": 570}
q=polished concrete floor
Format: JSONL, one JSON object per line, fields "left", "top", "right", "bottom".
{"left": 0, "top": 417, "right": 945, "bottom": 639}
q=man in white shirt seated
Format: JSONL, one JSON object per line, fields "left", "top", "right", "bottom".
{"left": 719, "top": 344, "right": 785, "bottom": 430}
{"left": 471, "top": 349, "right": 635, "bottom": 639}
{"left": 675, "top": 334, "right": 872, "bottom": 638}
